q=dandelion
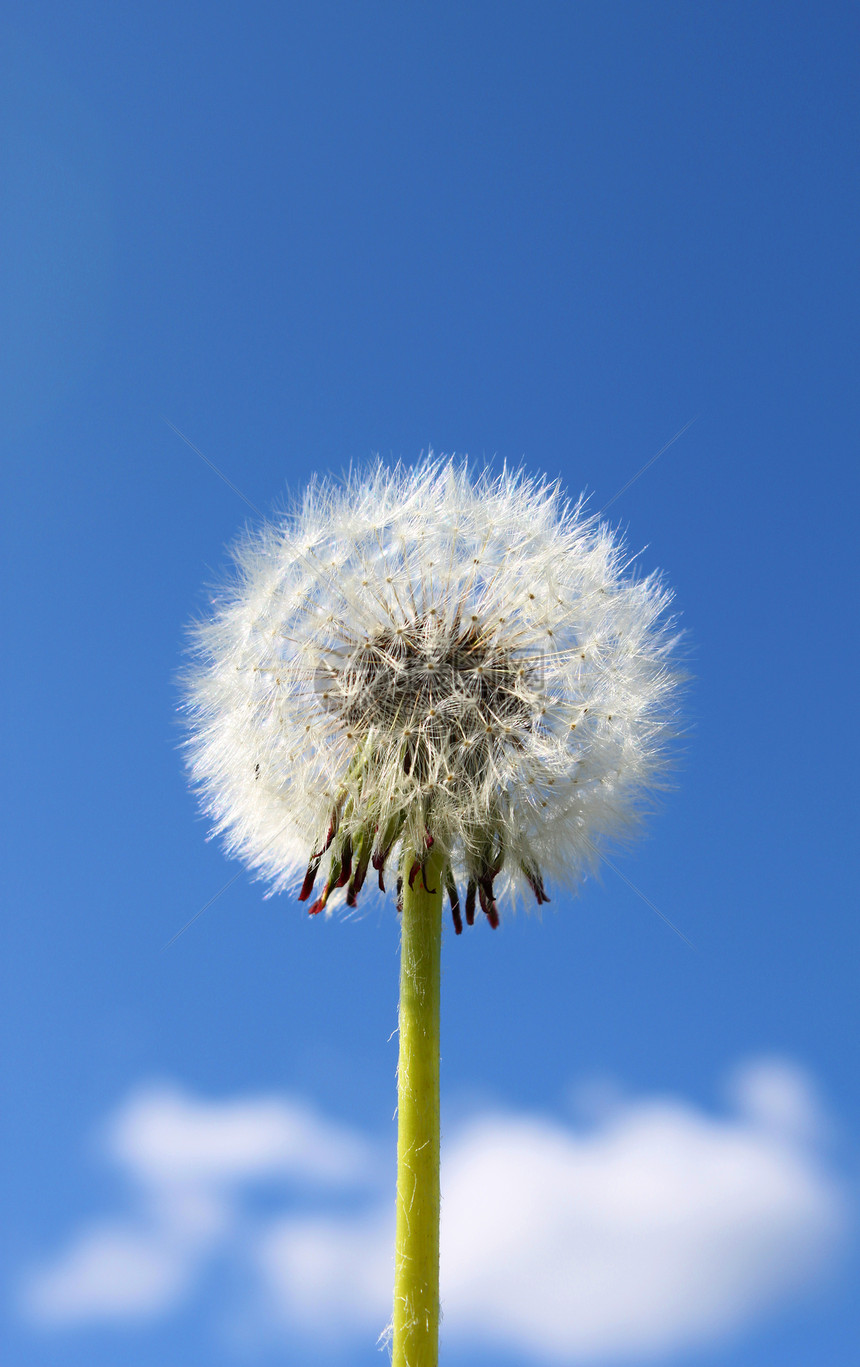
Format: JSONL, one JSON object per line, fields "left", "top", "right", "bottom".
{"left": 184, "top": 456, "right": 681, "bottom": 1367}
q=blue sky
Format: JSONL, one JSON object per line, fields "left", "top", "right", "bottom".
{"left": 2, "top": 3, "right": 858, "bottom": 1365}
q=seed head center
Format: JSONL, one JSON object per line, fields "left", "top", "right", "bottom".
{"left": 317, "top": 616, "right": 532, "bottom": 754}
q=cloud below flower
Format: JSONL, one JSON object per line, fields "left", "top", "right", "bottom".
{"left": 105, "top": 1085, "right": 374, "bottom": 1187}
{"left": 20, "top": 1088, "right": 373, "bottom": 1324}
{"left": 19, "top": 1061, "right": 848, "bottom": 1362}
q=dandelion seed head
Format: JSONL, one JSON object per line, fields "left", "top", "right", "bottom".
{"left": 184, "top": 456, "right": 681, "bottom": 921}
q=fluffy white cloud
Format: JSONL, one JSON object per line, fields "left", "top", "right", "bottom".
{"left": 438, "top": 1091, "right": 842, "bottom": 1358}
{"left": 256, "top": 1061, "right": 847, "bottom": 1360}
{"left": 105, "top": 1084, "right": 373, "bottom": 1186}
{"left": 21, "top": 1224, "right": 195, "bottom": 1322}
{"left": 20, "top": 1061, "right": 849, "bottom": 1363}
{"left": 258, "top": 1212, "right": 392, "bottom": 1340}
{"left": 20, "top": 1085, "right": 372, "bottom": 1326}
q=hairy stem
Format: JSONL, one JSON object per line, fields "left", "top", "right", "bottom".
{"left": 392, "top": 847, "right": 445, "bottom": 1367}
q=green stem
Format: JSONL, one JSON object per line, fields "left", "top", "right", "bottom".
{"left": 393, "top": 847, "right": 445, "bottom": 1367}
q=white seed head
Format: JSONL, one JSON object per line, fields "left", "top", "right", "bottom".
{"left": 183, "top": 457, "right": 682, "bottom": 924}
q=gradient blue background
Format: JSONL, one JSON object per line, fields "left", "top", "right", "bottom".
{"left": 2, "top": 3, "right": 857, "bottom": 1364}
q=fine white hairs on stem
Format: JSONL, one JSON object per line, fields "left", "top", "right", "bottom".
{"left": 184, "top": 456, "right": 682, "bottom": 931}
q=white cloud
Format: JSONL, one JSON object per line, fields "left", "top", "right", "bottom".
{"left": 437, "top": 1085, "right": 842, "bottom": 1358}
{"left": 725, "top": 1056, "right": 827, "bottom": 1143}
{"left": 256, "top": 1061, "right": 848, "bottom": 1360}
{"left": 20, "top": 1084, "right": 372, "bottom": 1330}
{"left": 258, "top": 1212, "right": 392, "bottom": 1339}
{"left": 106, "top": 1084, "right": 373, "bottom": 1186}
{"left": 19, "top": 1061, "right": 849, "bottom": 1364}
{"left": 21, "top": 1224, "right": 194, "bottom": 1323}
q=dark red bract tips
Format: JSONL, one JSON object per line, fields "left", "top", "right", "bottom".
{"left": 522, "top": 863, "right": 551, "bottom": 906}
{"left": 464, "top": 880, "right": 477, "bottom": 927}
{"left": 446, "top": 870, "right": 463, "bottom": 935}
{"left": 300, "top": 826, "right": 549, "bottom": 929}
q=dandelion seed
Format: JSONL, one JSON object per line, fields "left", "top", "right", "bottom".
{"left": 184, "top": 456, "right": 680, "bottom": 921}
